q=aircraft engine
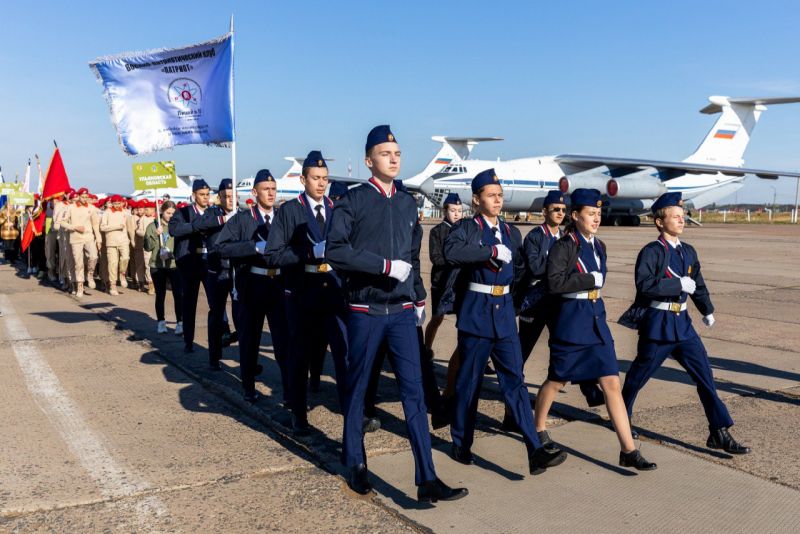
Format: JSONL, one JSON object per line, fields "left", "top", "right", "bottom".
{"left": 606, "top": 177, "right": 667, "bottom": 199}
{"left": 558, "top": 176, "right": 609, "bottom": 194}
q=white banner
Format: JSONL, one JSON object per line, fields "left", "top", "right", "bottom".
{"left": 89, "top": 32, "right": 234, "bottom": 156}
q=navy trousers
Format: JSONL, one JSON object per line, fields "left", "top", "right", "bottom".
{"left": 622, "top": 334, "right": 733, "bottom": 430}
{"left": 452, "top": 332, "right": 542, "bottom": 453}
{"left": 177, "top": 256, "right": 209, "bottom": 347}
{"left": 285, "top": 297, "right": 348, "bottom": 419}
{"left": 238, "top": 273, "right": 290, "bottom": 398}
{"left": 206, "top": 270, "right": 240, "bottom": 364}
{"left": 342, "top": 309, "right": 436, "bottom": 485}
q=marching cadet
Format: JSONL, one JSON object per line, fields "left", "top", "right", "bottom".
{"left": 535, "top": 188, "right": 656, "bottom": 471}
{"left": 443, "top": 169, "right": 567, "bottom": 474}
{"left": 60, "top": 187, "right": 101, "bottom": 297}
{"left": 143, "top": 200, "right": 183, "bottom": 335}
{"left": 194, "top": 178, "right": 239, "bottom": 370}
{"left": 620, "top": 192, "right": 750, "bottom": 454}
{"left": 327, "top": 125, "right": 466, "bottom": 503}
{"left": 54, "top": 190, "right": 76, "bottom": 291}
{"left": 45, "top": 197, "right": 61, "bottom": 282}
{"left": 215, "top": 170, "right": 291, "bottom": 404}
{"left": 265, "top": 151, "right": 348, "bottom": 435}
{"left": 424, "top": 193, "right": 462, "bottom": 350}
{"left": 136, "top": 201, "right": 156, "bottom": 295}
{"left": 503, "top": 191, "right": 604, "bottom": 431}
{"left": 169, "top": 179, "right": 213, "bottom": 353}
{"left": 126, "top": 199, "right": 140, "bottom": 288}
{"left": 99, "top": 195, "right": 130, "bottom": 295}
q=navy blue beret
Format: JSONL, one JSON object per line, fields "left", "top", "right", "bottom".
{"left": 443, "top": 192, "right": 462, "bottom": 206}
{"left": 570, "top": 188, "right": 602, "bottom": 208}
{"left": 217, "top": 178, "right": 232, "bottom": 192}
{"left": 192, "top": 179, "right": 210, "bottom": 192}
{"left": 328, "top": 181, "right": 348, "bottom": 199}
{"left": 302, "top": 150, "right": 327, "bottom": 169}
{"left": 253, "top": 169, "right": 275, "bottom": 185}
{"left": 471, "top": 168, "right": 501, "bottom": 194}
{"left": 651, "top": 192, "right": 683, "bottom": 214}
{"left": 543, "top": 190, "right": 566, "bottom": 207}
{"left": 365, "top": 125, "right": 397, "bottom": 153}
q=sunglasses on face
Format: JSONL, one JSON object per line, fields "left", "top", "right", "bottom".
{"left": 548, "top": 207, "right": 566, "bottom": 213}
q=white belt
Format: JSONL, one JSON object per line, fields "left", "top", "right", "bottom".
{"left": 650, "top": 300, "right": 687, "bottom": 313}
{"left": 195, "top": 247, "right": 208, "bottom": 254}
{"left": 468, "top": 282, "right": 509, "bottom": 296}
{"left": 563, "top": 289, "right": 601, "bottom": 301}
{"left": 250, "top": 266, "right": 281, "bottom": 277}
{"left": 304, "top": 263, "right": 333, "bottom": 273}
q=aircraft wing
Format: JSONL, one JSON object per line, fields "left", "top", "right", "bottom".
{"left": 326, "top": 174, "right": 435, "bottom": 195}
{"left": 553, "top": 154, "right": 800, "bottom": 179}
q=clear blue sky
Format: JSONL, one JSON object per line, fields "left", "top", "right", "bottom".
{"left": 2, "top": 0, "right": 800, "bottom": 204}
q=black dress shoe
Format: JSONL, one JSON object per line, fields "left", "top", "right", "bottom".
{"left": 362, "top": 416, "right": 381, "bottom": 433}
{"left": 449, "top": 443, "right": 473, "bottom": 465}
{"left": 221, "top": 332, "right": 232, "bottom": 348}
{"left": 291, "top": 414, "right": 311, "bottom": 436}
{"left": 631, "top": 428, "right": 640, "bottom": 440}
{"left": 431, "top": 408, "right": 450, "bottom": 430}
{"left": 537, "top": 430, "right": 560, "bottom": 452}
{"left": 707, "top": 427, "right": 751, "bottom": 454}
{"left": 619, "top": 449, "right": 657, "bottom": 470}
{"left": 417, "top": 478, "right": 468, "bottom": 503}
{"left": 244, "top": 390, "right": 259, "bottom": 403}
{"left": 209, "top": 360, "right": 221, "bottom": 370}
{"left": 347, "top": 464, "right": 372, "bottom": 495}
{"left": 581, "top": 383, "right": 605, "bottom": 408}
{"left": 528, "top": 446, "right": 567, "bottom": 475}
{"left": 183, "top": 343, "right": 194, "bottom": 353}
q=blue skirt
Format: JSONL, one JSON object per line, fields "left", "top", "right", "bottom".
{"left": 548, "top": 339, "right": 619, "bottom": 382}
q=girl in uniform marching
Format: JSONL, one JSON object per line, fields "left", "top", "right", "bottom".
{"left": 535, "top": 188, "right": 657, "bottom": 471}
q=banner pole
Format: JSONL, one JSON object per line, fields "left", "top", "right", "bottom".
{"left": 230, "top": 14, "right": 237, "bottom": 210}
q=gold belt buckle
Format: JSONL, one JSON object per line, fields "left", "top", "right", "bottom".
{"left": 267, "top": 268, "right": 278, "bottom": 277}
{"left": 317, "top": 263, "right": 330, "bottom": 273}
{"left": 588, "top": 289, "right": 599, "bottom": 301}
{"left": 669, "top": 302, "right": 682, "bottom": 313}
{"left": 491, "top": 285, "right": 505, "bottom": 297}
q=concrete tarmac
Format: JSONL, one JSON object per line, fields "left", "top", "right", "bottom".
{"left": 1, "top": 223, "right": 799, "bottom": 532}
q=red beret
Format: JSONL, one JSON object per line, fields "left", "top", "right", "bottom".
{"left": 76, "top": 187, "right": 89, "bottom": 195}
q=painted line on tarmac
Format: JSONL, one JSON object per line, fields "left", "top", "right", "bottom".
{"left": 0, "top": 294, "right": 169, "bottom": 528}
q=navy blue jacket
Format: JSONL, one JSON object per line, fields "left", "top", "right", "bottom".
{"left": 214, "top": 206, "right": 274, "bottom": 295}
{"left": 546, "top": 231, "right": 613, "bottom": 346}
{"left": 633, "top": 237, "right": 713, "bottom": 342}
{"left": 443, "top": 215, "right": 524, "bottom": 339}
{"left": 516, "top": 223, "right": 561, "bottom": 314}
{"left": 168, "top": 203, "right": 210, "bottom": 262}
{"left": 193, "top": 205, "right": 234, "bottom": 273}
{"left": 265, "top": 194, "right": 343, "bottom": 310}
{"left": 326, "top": 178, "right": 425, "bottom": 314}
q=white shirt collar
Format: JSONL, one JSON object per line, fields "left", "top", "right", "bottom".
{"left": 305, "top": 194, "right": 325, "bottom": 211}
{"left": 258, "top": 205, "right": 273, "bottom": 221}
{"left": 664, "top": 236, "right": 681, "bottom": 248}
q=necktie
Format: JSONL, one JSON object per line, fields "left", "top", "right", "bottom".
{"left": 491, "top": 226, "right": 501, "bottom": 245}
{"left": 315, "top": 205, "right": 325, "bottom": 235}
{"left": 676, "top": 244, "right": 684, "bottom": 260}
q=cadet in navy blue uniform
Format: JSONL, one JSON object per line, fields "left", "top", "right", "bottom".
{"left": 265, "top": 151, "right": 348, "bottom": 435}
{"left": 621, "top": 192, "right": 750, "bottom": 454}
{"left": 214, "top": 170, "right": 290, "bottom": 403}
{"left": 536, "top": 188, "right": 657, "bottom": 470}
{"left": 169, "top": 179, "right": 213, "bottom": 353}
{"left": 327, "top": 125, "right": 466, "bottom": 503}
{"left": 503, "top": 192, "right": 604, "bottom": 431}
{"left": 444, "top": 169, "right": 567, "bottom": 474}
{"left": 194, "top": 178, "right": 240, "bottom": 370}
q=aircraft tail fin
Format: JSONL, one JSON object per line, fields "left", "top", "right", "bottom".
{"left": 279, "top": 155, "right": 335, "bottom": 181}
{"left": 684, "top": 96, "right": 800, "bottom": 166}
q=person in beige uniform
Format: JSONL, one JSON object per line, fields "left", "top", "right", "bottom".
{"left": 136, "top": 200, "right": 156, "bottom": 294}
{"left": 95, "top": 197, "right": 109, "bottom": 290}
{"left": 60, "top": 187, "right": 101, "bottom": 297}
{"left": 99, "top": 195, "right": 130, "bottom": 295}
{"left": 53, "top": 190, "right": 76, "bottom": 292}
{"left": 126, "top": 199, "right": 140, "bottom": 289}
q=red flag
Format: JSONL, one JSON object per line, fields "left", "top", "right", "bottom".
{"left": 41, "top": 147, "right": 72, "bottom": 201}
{"left": 21, "top": 210, "right": 46, "bottom": 252}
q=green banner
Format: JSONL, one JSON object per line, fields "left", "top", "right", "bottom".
{"left": 9, "top": 192, "right": 35, "bottom": 206}
{"left": 0, "top": 182, "right": 22, "bottom": 196}
{"left": 132, "top": 161, "right": 177, "bottom": 190}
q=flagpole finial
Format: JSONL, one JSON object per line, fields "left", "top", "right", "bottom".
{"left": 53, "top": 140, "right": 58, "bottom": 148}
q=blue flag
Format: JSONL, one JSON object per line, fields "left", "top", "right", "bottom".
{"left": 89, "top": 32, "right": 234, "bottom": 156}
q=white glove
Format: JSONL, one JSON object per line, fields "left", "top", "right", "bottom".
{"left": 680, "top": 276, "right": 696, "bottom": 295}
{"left": 591, "top": 271, "right": 603, "bottom": 288}
{"left": 494, "top": 244, "right": 512, "bottom": 264}
{"left": 702, "top": 314, "right": 715, "bottom": 328}
{"left": 313, "top": 240, "right": 326, "bottom": 259}
{"left": 415, "top": 305, "right": 426, "bottom": 326}
{"left": 255, "top": 241, "right": 268, "bottom": 255}
{"left": 388, "top": 260, "right": 412, "bottom": 282}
